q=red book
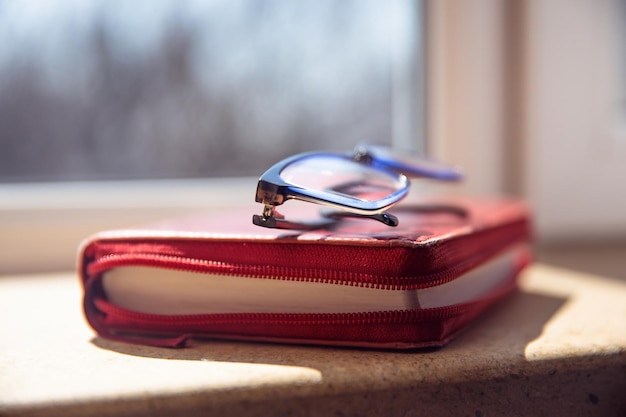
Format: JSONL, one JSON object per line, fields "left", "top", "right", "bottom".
{"left": 79, "top": 196, "right": 532, "bottom": 349}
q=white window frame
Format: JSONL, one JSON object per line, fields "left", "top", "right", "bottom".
{"left": 0, "top": 178, "right": 257, "bottom": 273}
{"left": 424, "top": 0, "right": 511, "bottom": 197}
{"left": 519, "top": 0, "right": 626, "bottom": 241}
{"left": 426, "top": 0, "right": 626, "bottom": 243}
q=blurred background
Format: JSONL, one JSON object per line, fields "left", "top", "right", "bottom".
{"left": 0, "top": 0, "right": 625, "bottom": 273}
{"left": 0, "top": 0, "right": 417, "bottom": 182}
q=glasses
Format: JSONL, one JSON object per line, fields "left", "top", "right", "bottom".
{"left": 252, "top": 144, "right": 462, "bottom": 229}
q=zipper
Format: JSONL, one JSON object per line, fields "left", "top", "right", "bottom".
{"left": 87, "top": 271, "right": 520, "bottom": 349}
{"left": 88, "top": 251, "right": 465, "bottom": 290}
{"left": 81, "top": 221, "right": 530, "bottom": 348}
{"left": 94, "top": 297, "right": 476, "bottom": 324}
{"left": 84, "top": 222, "right": 528, "bottom": 291}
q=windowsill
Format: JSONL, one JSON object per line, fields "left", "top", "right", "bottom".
{"left": 1, "top": 263, "right": 625, "bottom": 416}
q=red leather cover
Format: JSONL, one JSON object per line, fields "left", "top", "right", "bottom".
{"left": 79, "top": 196, "right": 532, "bottom": 349}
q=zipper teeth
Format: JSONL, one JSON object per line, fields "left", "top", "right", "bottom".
{"left": 90, "top": 263, "right": 521, "bottom": 340}
{"left": 95, "top": 297, "right": 470, "bottom": 325}
{"left": 89, "top": 251, "right": 491, "bottom": 291}
{"left": 87, "top": 220, "right": 528, "bottom": 290}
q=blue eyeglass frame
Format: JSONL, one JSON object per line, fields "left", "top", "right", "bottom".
{"left": 253, "top": 144, "right": 462, "bottom": 229}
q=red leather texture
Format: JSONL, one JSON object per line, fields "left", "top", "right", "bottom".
{"left": 79, "top": 196, "right": 532, "bottom": 349}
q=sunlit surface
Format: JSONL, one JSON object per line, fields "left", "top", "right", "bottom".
{"left": 522, "top": 265, "right": 626, "bottom": 361}
{"left": 0, "top": 274, "right": 323, "bottom": 406}
{"left": 1, "top": 263, "right": 624, "bottom": 415}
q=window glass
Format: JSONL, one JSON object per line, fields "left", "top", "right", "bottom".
{"left": 0, "top": 0, "right": 419, "bottom": 182}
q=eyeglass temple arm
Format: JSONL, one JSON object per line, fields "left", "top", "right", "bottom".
{"left": 252, "top": 203, "right": 399, "bottom": 229}
{"left": 321, "top": 209, "right": 399, "bottom": 226}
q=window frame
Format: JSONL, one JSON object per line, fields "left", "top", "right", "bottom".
{"left": 0, "top": 178, "right": 255, "bottom": 273}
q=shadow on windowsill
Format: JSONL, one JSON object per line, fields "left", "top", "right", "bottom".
{"left": 534, "top": 242, "right": 626, "bottom": 282}
{"left": 90, "top": 288, "right": 567, "bottom": 379}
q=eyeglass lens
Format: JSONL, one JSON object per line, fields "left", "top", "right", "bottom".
{"left": 280, "top": 155, "right": 405, "bottom": 202}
